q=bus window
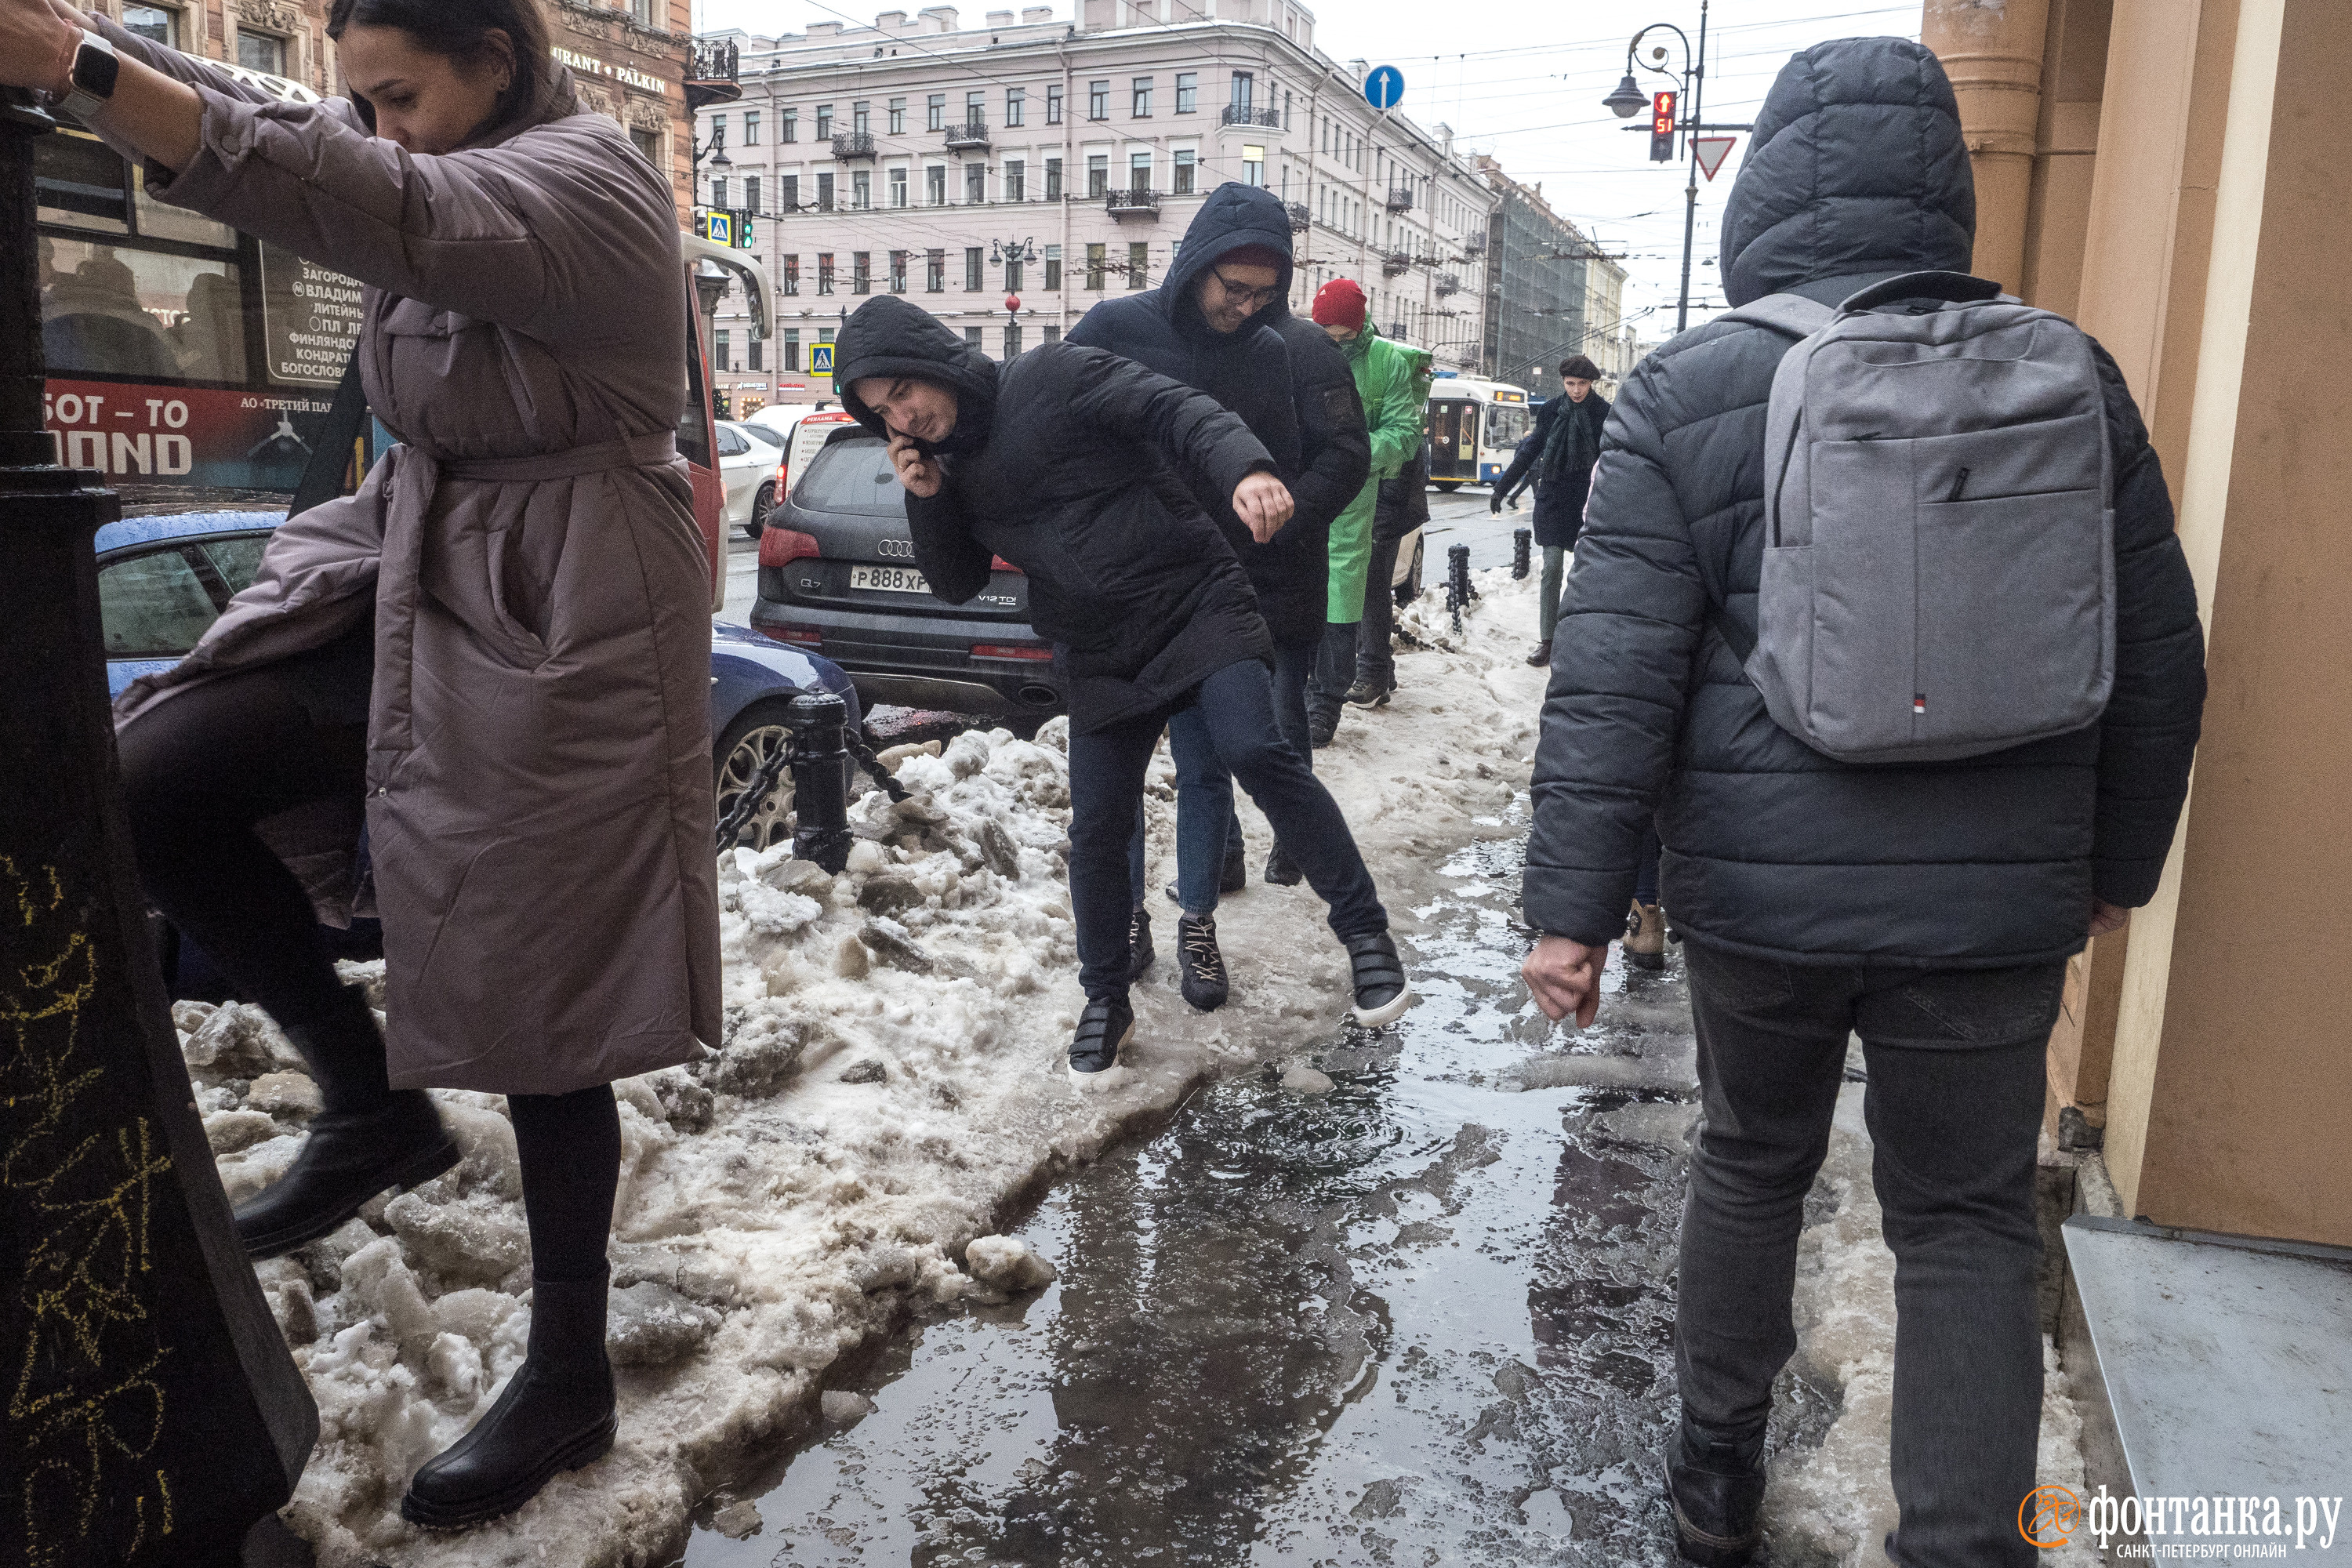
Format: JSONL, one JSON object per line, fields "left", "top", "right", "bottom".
{"left": 96, "top": 548, "right": 222, "bottom": 657}
{"left": 42, "top": 237, "right": 249, "bottom": 385}
{"left": 34, "top": 129, "right": 130, "bottom": 232}
{"left": 1488, "top": 401, "right": 1530, "bottom": 449}
{"left": 132, "top": 162, "right": 240, "bottom": 249}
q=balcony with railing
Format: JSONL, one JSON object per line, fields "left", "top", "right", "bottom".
{"left": 1386, "top": 321, "right": 1410, "bottom": 339}
{"left": 685, "top": 38, "right": 740, "bottom": 111}
{"left": 1435, "top": 274, "right": 1461, "bottom": 296}
{"left": 1221, "top": 104, "right": 1283, "bottom": 129}
{"left": 831, "top": 131, "right": 877, "bottom": 159}
{"left": 1458, "top": 233, "right": 1486, "bottom": 257}
{"left": 1381, "top": 251, "right": 1412, "bottom": 277}
{"left": 943, "top": 120, "right": 991, "bottom": 151}
{"left": 1284, "top": 201, "right": 1309, "bottom": 233}
{"left": 1106, "top": 186, "right": 1162, "bottom": 219}
{"left": 1385, "top": 185, "right": 1415, "bottom": 213}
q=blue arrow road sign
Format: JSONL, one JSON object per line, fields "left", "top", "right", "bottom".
{"left": 1363, "top": 64, "right": 1403, "bottom": 111}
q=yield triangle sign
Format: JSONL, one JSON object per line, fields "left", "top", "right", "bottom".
{"left": 1693, "top": 135, "right": 1737, "bottom": 181}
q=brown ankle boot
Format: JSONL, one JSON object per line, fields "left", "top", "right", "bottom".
{"left": 1625, "top": 900, "right": 1666, "bottom": 970}
{"left": 1526, "top": 640, "right": 1553, "bottom": 667}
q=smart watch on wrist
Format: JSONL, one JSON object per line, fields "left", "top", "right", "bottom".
{"left": 53, "top": 30, "right": 121, "bottom": 122}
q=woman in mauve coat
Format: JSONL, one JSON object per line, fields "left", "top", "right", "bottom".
{"left": 1, "top": 0, "right": 720, "bottom": 1524}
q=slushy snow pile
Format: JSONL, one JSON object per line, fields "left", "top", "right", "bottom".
{"left": 187, "top": 568, "right": 1551, "bottom": 1566}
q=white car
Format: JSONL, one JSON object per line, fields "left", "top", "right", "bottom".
{"left": 714, "top": 420, "right": 782, "bottom": 539}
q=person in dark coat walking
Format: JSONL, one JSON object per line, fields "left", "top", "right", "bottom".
{"left": 1068, "top": 182, "right": 1370, "bottom": 1010}
{"left": 833, "top": 296, "right": 1410, "bottom": 1087}
{"left": 1494, "top": 354, "right": 1610, "bottom": 666}
{"left": 1517, "top": 38, "right": 2205, "bottom": 1568}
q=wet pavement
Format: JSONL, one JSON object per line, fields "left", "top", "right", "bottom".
{"left": 677, "top": 821, "right": 1786, "bottom": 1566}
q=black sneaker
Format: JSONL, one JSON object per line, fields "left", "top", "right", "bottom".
{"left": 1342, "top": 931, "right": 1412, "bottom": 1026}
{"left": 1308, "top": 711, "right": 1339, "bottom": 749}
{"left": 1264, "top": 841, "right": 1303, "bottom": 886}
{"left": 1068, "top": 995, "right": 1135, "bottom": 1089}
{"left": 1664, "top": 1418, "right": 1766, "bottom": 1566}
{"left": 1126, "top": 905, "right": 1155, "bottom": 983}
{"left": 1220, "top": 835, "right": 1248, "bottom": 894}
{"left": 1343, "top": 679, "right": 1392, "bottom": 708}
{"left": 1176, "top": 915, "right": 1229, "bottom": 1012}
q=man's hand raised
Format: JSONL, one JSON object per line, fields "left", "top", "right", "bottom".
{"left": 1523, "top": 935, "right": 1606, "bottom": 1029}
{"left": 1232, "top": 471, "right": 1295, "bottom": 543}
{"left": 887, "top": 433, "right": 943, "bottom": 498}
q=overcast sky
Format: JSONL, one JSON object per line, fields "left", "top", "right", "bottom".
{"left": 690, "top": 0, "right": 1923, "bottom": 342}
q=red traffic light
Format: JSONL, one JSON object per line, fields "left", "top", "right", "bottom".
{"left": 1650, "top": 89, "right": 1679, "bottom": 162}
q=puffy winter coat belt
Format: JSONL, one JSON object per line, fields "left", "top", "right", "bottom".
{"left": 437, "top": 430, "right": 681, "bottom": 482}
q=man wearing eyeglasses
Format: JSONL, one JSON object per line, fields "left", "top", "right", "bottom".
{"left": 1068, "top": 182, "right": 1371, "bottom": 1017}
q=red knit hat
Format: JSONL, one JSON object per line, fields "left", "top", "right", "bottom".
{"left": 1214, "top": 243, "right": 1287, "bottom": 272}
{"left": 1312, "top": 278, "right": 1367, "bottom": 330}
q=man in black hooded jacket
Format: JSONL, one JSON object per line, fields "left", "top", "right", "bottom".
{"left": 1518, "top": 38, "right": 2204, "bottom": 1568}
{"left": 833, "top": 296, "right": 1411, "bottom": 1088}
{"left": 1068, "top": 182, "right": 1372, "bottom": 1012}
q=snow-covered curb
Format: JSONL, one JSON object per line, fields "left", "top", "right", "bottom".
{"left": 183, "top": 568, "right": 1553, "bottom": 1566}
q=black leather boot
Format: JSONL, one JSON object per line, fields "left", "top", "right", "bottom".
{"left": 1219, "top": 833, "right": 1248, "bottom": 894}
{"left": 1264, "top": 841, "right": 1303, "bottom": 886}
{"left": 1126, "top": 905, "right": 1156, "bottom": 983}
{"left": 401, "top": 1272, "right": 618, "bottom": 1528}
{"left": 1343, "top": 931, "right": 1411, "bottom": 1026}
{"left": 1664, "top": 1417, "right": 1767, "bottom": 1566}
{"left": 234, "top": 1091, "right": 456, "bottom": 1259}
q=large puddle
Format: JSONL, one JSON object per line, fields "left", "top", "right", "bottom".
{"left": 681, "top": 825, "right": 1763, "bottom": 1565}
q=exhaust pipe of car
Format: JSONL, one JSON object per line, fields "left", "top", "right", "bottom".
{"left": 1018, "top": 684, "right": 1061, "bottom": 707}
{"left": 785, "top": 691, "right": 855, "bottom": 873}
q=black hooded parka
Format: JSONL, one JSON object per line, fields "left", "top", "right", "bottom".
{"left": 1522, "top": 37, "right": 2206, "bottom": 966}
{"left": 837, "top": 295, "right": 1281, "bottom": 734}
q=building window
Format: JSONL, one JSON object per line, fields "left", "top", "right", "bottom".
{"left": 1242, "top": 145, "right": 1265, "bottom": 187}
{"left": 782, "top": 255, "right": 800, "bottom": 295}
{"left": 853, "top": 252, "right": 871, "bottom": 294}
{"left": 1005, "top": 159, "right": 1025, "bottom": 201}
{"left": 782, "top": 174, "right": 800, "bottom": 211}
{"left": 1045, "top": 157, "right": 1062, "bottom": 200}
{"left": 744, "top": 111, "right": 760, "bottom": 145}
{"left": 1129, "top": 151, "right": 1152, "bottom": 191}
{"left": 853, "top": 100, "right": 870, "bottom": 135}
{"left": 967, "top": 90, "right": 985, "bottom": 123}
{"left": 1131, "top": 76, "right": 1152, "bottom": 117}
{"left": 1087, "top": 154, "right": 1108, "bottom": 199}
{"left": 887, "top": 97, "right": 906, "bottom": 134}
{"left": 1088, "top": 80, "right": 1109, "bottom": 120}
{"left": 122, "top": 5, "right": 179, "bottom": 46}
{"left": 234, "top": 28, "right": 285, "bottom": 74}
{"left": 927, "top": 93, "right": 946, "bottom": 131}
{"left": 1173, "top": 148, "right": 1196, "bottom": 195}
{"left": 1047, "top": 84, "right": 1064, "bottom": 125}
{"left": 1229, "top": 71, "right": 1254, "bottom": 111}
{"left": 964, "top": 247, "right": 983, "bottom": 290}
{"left": 1044, "top": 325, "right": 1061, "bottom": 345}
{"left": 1127, "top": 242, "right": 1149, "bottom": 290}
{"left": 1006, "top": 86, "right": 1025, "bottom": 127}
{"left": 782, "top": 107, "right": 797, "bottom": 143}
{"left": 629, "top": 125, "right": 659, "bottom": 164}
{"left": 748, "top": 334, "right": 763, "bottom": 371}
{"left": 710, "top": 176, "right": 728, "bottom": 208}
{"left": 926, "top": 249, "right": 946, "bottom": 291}
{"left": 926, "top": 165, "right": 946, "bottom": 205}
{"left": 1175, "top": 71, "right": 1196, "bottom": 114}
{"left": 746, "top": 176, "right": 760, "bottom": 214}
{"left": 815, "top": 103, "right": 833, "bottom": 140}
{"left": 782, "top": 329, "right": 800, "bottom": 372}
{"left": 818, "top": 328, "right": 835, "bottom": 364}
{"left": 851, "top": 170, "right": 872, "bottom": 208}
{"left": 888, "top": 167, "right": 907, "bottom": 207}
{"left": 816, "top": 172, "right": 834, "bottom": 211}
{"left": 1086, "top": 242, "right": 1106, "bottom": 290}
{"left": 965, "top": 163, "right": 985, "bottom": 204}
{"left": 1006, "top": 253, "right": 1024, "bottom": 292}
{"left": 1044, "top": 245, "right": 1062, "bottom": 290}
{"left": 1005, "top": 322, "right": 1023, "bottom": 358}
{"left": 964, "top": 327, "right": 983, "bottom": 354}
{"left": 1283, "top": 89, "right": 1292, "bottom": 129}
{"left": 817, "top": 253, "right": 835, "bottom": 293}
{"left": 713, "top": 329, "right": 731, "bottom": 372}
{"left": 890, "top": 250, "right": 909, "bottom": 292}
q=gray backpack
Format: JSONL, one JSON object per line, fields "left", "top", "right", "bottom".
{"left": 1719, "top": 270, "right": 2114, "bottom": 764}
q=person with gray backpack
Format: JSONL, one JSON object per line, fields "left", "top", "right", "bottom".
{"left": 1519, "top": 38, "right": 2205, "bottom": 1568}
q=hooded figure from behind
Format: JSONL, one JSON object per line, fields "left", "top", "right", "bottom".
{"left": 1517, "top": 36, "right": 2203, "bottom": 1568}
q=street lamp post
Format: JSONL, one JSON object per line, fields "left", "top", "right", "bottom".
{"left": 1602, "top": 1, "right": 1748, "bottom": 336}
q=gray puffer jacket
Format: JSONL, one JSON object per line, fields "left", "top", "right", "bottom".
{"left": 1523, "top": 36, "right": 2206, "bottom": 966}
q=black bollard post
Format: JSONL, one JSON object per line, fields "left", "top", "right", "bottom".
{"left": 0, "top": 90, "right": 317, "bottom": 1567}
{"left": 1446, "top": 543, "right": 1472, "bottom": 633}
{"left": 1512, "top": 528, "right": 1531, "bottom": 580}
{"left": 786, "top": 691, "right": 854, "bottom": 874}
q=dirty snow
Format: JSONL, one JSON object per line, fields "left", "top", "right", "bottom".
{"left": 191, "top": 568, "right": 1553, "bottom": 1566}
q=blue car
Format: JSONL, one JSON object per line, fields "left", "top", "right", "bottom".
{"left": 95, "top": 510, "right": 858, "bottom": 852}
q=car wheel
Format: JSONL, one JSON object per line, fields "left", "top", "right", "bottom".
{"left": 1396, "top": 537, "right": 1425, "bottom": 607}
{"left": 1434, "top": 481, "right": 1461, "bottom": 492}
{"left": 713, "top": 699, "right": 797, "bottom": 852}
{"left": 746, "top": 483, "right": 774, "bottom": 542}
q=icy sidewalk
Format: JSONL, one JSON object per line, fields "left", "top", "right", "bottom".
{"left": 181, "top": 568, "right": 1553, "bottom": 1566}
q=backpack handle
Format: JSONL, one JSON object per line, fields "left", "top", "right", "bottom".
{"left": 1835, "top": 270, "right": 2003, "bottom": 315}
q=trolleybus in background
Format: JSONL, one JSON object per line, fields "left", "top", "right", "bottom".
{"left": 1423, "top": 374, "right": 1533, "bottom": 491}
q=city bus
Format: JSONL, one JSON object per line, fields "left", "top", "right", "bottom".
{"left": 1424, "top": 374, "right": 1534, "bottom": 490}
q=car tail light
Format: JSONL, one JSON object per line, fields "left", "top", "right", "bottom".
{"left": 759, "top": 526, "right": 822, "bottom": 569}
{"left": 760, "top": 624, "right": 825, "bottom": 648}
{"left": 990, "top": 555, "right": 1024, "bottom": 575}
{"left": 971, "top": 642, "right": 1053, "bottom": 662}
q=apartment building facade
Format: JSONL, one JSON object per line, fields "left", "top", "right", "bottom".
{"left": 694, "top": 0, "right": 1497, "bottom": 410}
{"left": 1473, "top": 156, "right": 1636, "bottom": 399}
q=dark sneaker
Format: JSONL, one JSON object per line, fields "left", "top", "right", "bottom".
{"left": 1068, "top": 995, "right": 1135, "bottom": 1089}
{"left": 1308, "top": 711, "right": 1339, "bottom": 749}
{"left": 1526, "top": 640, "right": 1553, "bottom": 667}
{"left": 1126, "top": 905, "right": 1155, "bottom": 983}
{"left": 1344, "top": 679, "right": 1392, "bottom": 708}
{"left": 1176, "top": 915, "right": 1229, "bottom": 1012}
{"left": 1264, "top": 841, "right": 1303, "bottom": 887}
{"left": 1664, "top": 1419, "right": 1766, "bottom": 1566}
{"left": 1220, "top": 835, "right": 1248, "bottom": 894}
{"left": 233, "top": 1091, "right": 458, "bottom": 1259}
{"left": 1341, "top": 931, "right": 1411, "bottom": 1026}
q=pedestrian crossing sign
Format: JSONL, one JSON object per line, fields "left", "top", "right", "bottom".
{"left": 811, "top": 343, "right": 834, "bottom": 375}
{"left": 702, "top": 210, "right": 733, "bottom": 245}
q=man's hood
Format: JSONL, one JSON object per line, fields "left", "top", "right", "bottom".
{"left": 1163, "top": 181, "right": 1297, "bottom": 338}
{"left": 1719, "top": 37, "right": 1975, "bottom": 307}
{"left": 835, "top": 295, "right": 1001, "bottom": 456}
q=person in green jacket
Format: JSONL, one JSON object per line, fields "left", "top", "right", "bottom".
{"left": 1307, "top": 278, "right": 1432, "bottom": 745}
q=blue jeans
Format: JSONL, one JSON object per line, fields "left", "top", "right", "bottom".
{"left": 1127, "top": 637, "right": 1317, "bottom": 916}
{"left": 1076, "top": 659, "right": 1385, "bottom": 1000}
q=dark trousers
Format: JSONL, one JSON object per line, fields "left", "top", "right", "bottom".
{"left": 1305, "top": 619, "right": 1359, "bottom": 724}
{"left": 118, "top": 664, "right": 622, "bottom": 1282}
{"left": 1073, "top": 658, "right": 1385, "bottom": 1000}
{"left": 1356, "top": 535, "right": 1401, "bottom": 693}
{"left": 1676, "top": 943, "right": 2063, "bottom": 1568}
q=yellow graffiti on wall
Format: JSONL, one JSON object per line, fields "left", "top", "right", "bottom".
{"left": 2, "top": 855, "right": 177, "bottom": 1565}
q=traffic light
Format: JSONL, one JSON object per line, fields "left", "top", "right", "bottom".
{"left": 713, "top": 388, "right": 732, "bottom": 420}
{"left": 1650, "top": 90, "right": 1678, "bottom": 162}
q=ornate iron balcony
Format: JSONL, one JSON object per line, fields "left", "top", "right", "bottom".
{"left": 1385, "top": 185, "right": 1414, "bottom": 213}
{"left": 944, "top": 120, "right": 992, "bottom": 150}
{"left": 831, "top": 131, "right": 877, "bottom": 158}
{"left": 1107, "top": 187, "right": 1162, "bottom": 217}
{"left": 686, "top": 38, "right": 741, "bottom": 111}
{"left": 1284, "top": 201, "right": 1309, "bottom": 233}
{"left": 1221, "top": 104, "right": 1282, "bottom": 128}
{"left": 1436, "top": 274, "right": 1461, "bottom": 296}
{"left": 1381, "top": 251, "right": 1411, "bottom": 276}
